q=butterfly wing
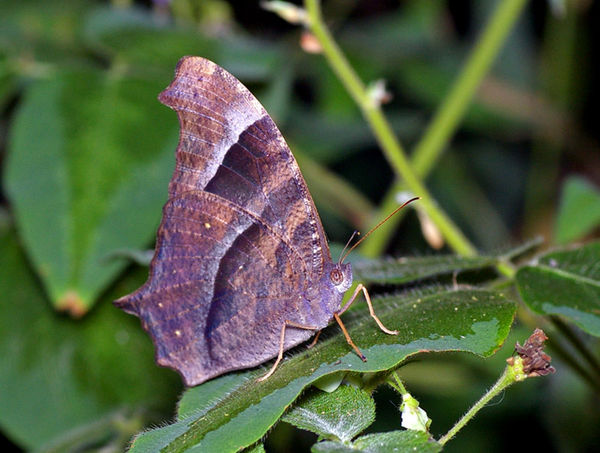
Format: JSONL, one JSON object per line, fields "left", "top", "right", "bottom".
{"left": 117, "top": 190, "right": 323, "bottom": 385}
{"left": 115, "top": 57, "right": 339, "bottom": 385}
{"left": 160, "top": 57, "right": 330, "bottom": 280}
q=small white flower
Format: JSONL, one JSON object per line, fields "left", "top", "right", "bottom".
{"left": 400, "top": 393, "right": 431, "bottom": 432}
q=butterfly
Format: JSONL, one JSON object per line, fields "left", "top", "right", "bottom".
{"left": 114, "top": 57, "right": 409, "bottom": 386}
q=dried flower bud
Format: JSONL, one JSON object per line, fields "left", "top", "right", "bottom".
{"left": 417, "top": 208, "right": 444, "bottom": 250}
{"left": 300, "top": 31, "right": 323, "bottom": 54}
{"left": 507, "top": 328, "right": 555, "bottom": 377}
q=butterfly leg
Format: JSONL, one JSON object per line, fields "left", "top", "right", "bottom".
{"left": 307, "top": 330, "right": 322, "bottom": 348}
{"left": 338, "top": 284, "right": 398, "bottom": 335}
{"left": 334, "top": 313, "right": 367, "bottom": 362}
{"left": 258, "top": 320, "right": 317, "bottom": 381}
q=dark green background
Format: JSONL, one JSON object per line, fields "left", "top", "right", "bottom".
{"left": 1, "top": 1, "right": 599, "bottom": 452}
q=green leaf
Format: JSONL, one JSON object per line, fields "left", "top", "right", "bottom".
{"left": 313, "top": 430, "right": 440, "bottom": 453}
{"left": 0, "top": 230, "right": 180, "bottom": 450}
{"left": 176, "top": 373, "right": 250, "bottom": 421}
{"left": 4, "top": 67, "right": 177, "bottom": 314}
{"left": 283, "top": 385, "right": 375, "bottom": 442}
{"left": 127, "top": 288, "right": 515, "bottom": 452}
{"left": 353, "top": 239, "right": 542, "bottom": 284}
{"left": 312, "top": 442, "right": 356, "bottom": 453}
{"left": 554, "top": 176, "right": 600, "bottom": 244}
{"left": 516, "top": 242, "right": 600, "bottom": 336}
{"left": 288, "top": 111, "right": 423, "bottom": 165}
{"left": 354, "top": 255, "right": 498, "bottom": 284}
{"left": 244, "top": 444, "right": 266, "bottom": 453}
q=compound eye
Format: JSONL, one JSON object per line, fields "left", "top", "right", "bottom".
{"left": 330, "top": 268, "right": 344, "bottom": 285}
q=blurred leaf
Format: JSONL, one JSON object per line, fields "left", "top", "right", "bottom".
{"left": 313, "top": 430, "right": 440, "bottom": 453}
{"left": 295, "top": 150, "right": 375, "bottom": 229}
{"left": 83, "top": 7, "right": 216, "bottom": 75}
{"left": 473, "top": 0, "right": 536, "bottom": 85}
{"left": 4, "top": 68, "right": 177, "bottom": 314}
{"left": 126, "top": 287, "right": 515, "bottom": 452}
{"left": 288, "top": 111, "right": 424, "bottom": 165}
{"left": 83, "top": 7, "right": 282, "bottom": 81}
{"left": 0, "top": 229, "right": 180, "bottom": 450}
{"left": 217, "top": 35, "right": 284, "bottom": 82}
{"left": 339, "top": 5, "right": 444, "bottom": 62}
{"left": 283, "top": 385, "right": 375, "bottom": 442}
{"left": 516, "top": 242, "right": 600, "bottom": 336}
{"left": 0, "top": 53, "right": 16, "bottom": 109}
{"left": 431, "top": 144, "right": 525, "bottom": 249}
{"left": 337, "top": 4, "right": 540, "bottom": 139}
{"left": 554, "top": 176, "right": 600, "bottom": 244}
{"left": 258, "top": 58, "right": 294, "bottom": 123}
{"left": 0, "top": 0, "right": 90, "bottom": 62}
{"left": 396, "top": 56, "right": 526, "bottom": 135}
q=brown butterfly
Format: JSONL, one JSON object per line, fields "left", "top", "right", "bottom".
{"left": 115, "top": 57, "right": 414, "bottom": 386}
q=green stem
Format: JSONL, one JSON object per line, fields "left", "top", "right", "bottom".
{"left": 304, "top": 0, "right": 476, "bottom": 257}
{"left": 496, "top": 260, "right": 516, "bottom": 278}
{"left": 388, "top": 371, "right": 408, "bottom": 395}
{"left": 438, "top": 364, "right": 516, "bottom": 446}
{"left": 362, "top": 0, "right": 528, "bottom": 257}
{"left": 412, "top": 0, "right": 529, "bottom": 176}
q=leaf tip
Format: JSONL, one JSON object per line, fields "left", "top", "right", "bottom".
{"left": 57, "top": 289, "right": 88, "bottom": 318}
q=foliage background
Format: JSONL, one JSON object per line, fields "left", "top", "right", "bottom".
{"left": 1, "top": 0, "right": 599, "bottom": 451}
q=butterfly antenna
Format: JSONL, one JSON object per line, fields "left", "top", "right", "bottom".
{"left": 340, "top": 197, "right": 420, "bottom": 264}
{"left": 338, "top": 230, "right": 361, "bottom": 264}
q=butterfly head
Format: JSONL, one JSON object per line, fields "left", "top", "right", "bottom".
{"left": 328, "top": 262, "right": 353, "bottom": 294}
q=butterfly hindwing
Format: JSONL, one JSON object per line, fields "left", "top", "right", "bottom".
{"left": 117, "top": 190, "right": 322, "bottom": 385}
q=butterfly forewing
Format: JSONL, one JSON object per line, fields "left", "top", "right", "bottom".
{"left": 159, "top": 57, "right": 330, "bottom": 279}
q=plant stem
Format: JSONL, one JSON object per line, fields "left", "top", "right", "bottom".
{"left": 412, "top": 0, "right": 529, "bottom": 176}
{"left": 304, "top": 0, "right": 476, "bottom": 257}
{"left": 438, "top": 364, "right": 515, "bottom": 446}
{"left": 361, "top": 0, "right": 529, "bottom": 257}
{"left": 388, "top": 371, "right": 408, "bottom": 395}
